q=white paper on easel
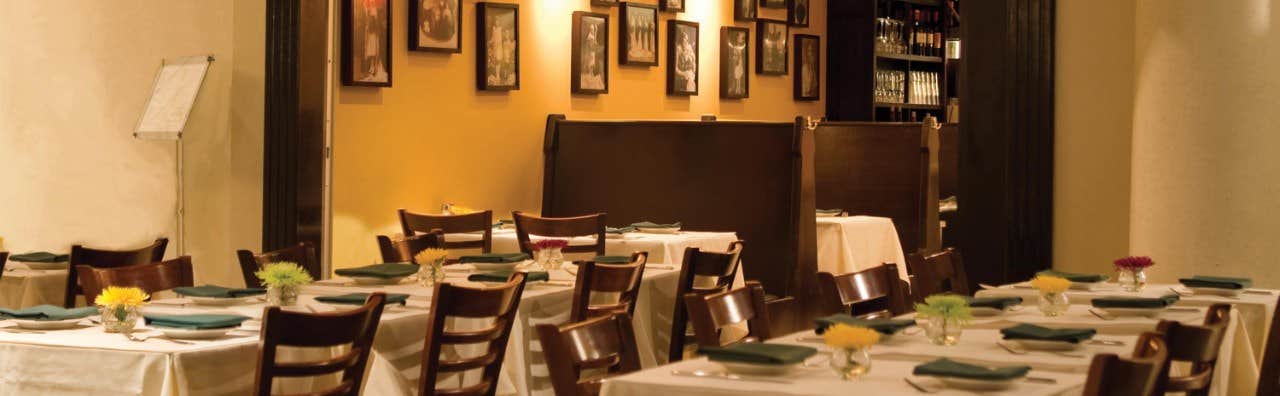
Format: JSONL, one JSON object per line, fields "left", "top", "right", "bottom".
{"left": 134, "top": 55, "right": 211, "bottom": 139}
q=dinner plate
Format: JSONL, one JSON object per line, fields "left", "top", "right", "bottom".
{"left": 1098, "top": 307, "right": 1166, "bottom": 317}
{"left": 22, "top": 262, "right": 69, "bottom": 270}
{"left": 471, "top": 262, "right": 522, "bottom": 272}
{"left": 11, "top": 318, "right": 85, "bottom": 330}
{"left": 350, "top": 276, "right": 409, "bottom": 285}
{"left": 937, "top": 376, "right": 1018, "bottom": 391}
{"left": 1012, "top": 339, "right": 1081, "bottom": 351}
{"left": 1187, "top": 287, "right": 1243, "bottom": 297}
{"left": 156, "top": 326, "right": 236, "bottom": 340}
{"left": 718, "top": 362, "right": 800, "bottom": 377}
{"left": 187, "top": 296, "right": 257, "bottom": 306}
{"left": 636, "top": 227, "right": 680, "bottom": 234}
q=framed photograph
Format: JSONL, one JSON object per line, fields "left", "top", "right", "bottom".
{"left": 734, "top": 0, "right": 758, "bottom": 21}
{"left": 789, "top": 0, "right": 810, "bottom": 27}
{"left": 572, "top": 11, "right": 610, "bottom": 94}
{"left": 659, "top": 0, "right": 685, "bottom": 13}
{"left": 591, "top": 0, "right": 619, "bottom": 6}
{"left": 720, "top": 27, "right": 750, "bottom": 99}
{"left": 756, "top": 19, "right": 788, "bottom": 75}
{"left": 620, "top": 2, "right": 658, "bottom": 66}
{"left": 342, "top": 0, "right": 392, "bottom": 87}
{"left": 793, "top": 34, "right": 820, "bottom": 100}
{"left": 476, "top": 2, "right": 519, "bottom": 91}
{"left": 761, "top": 0, "right": 786, "bottom": 8}
{"left": 410, "top": 0, "right": 461, "bottom": 52}
{"left": 667, "top": 20, "right": 699, "bottom": 96}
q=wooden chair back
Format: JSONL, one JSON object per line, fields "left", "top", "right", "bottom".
{"left": 1259, "top": 295, "right": 1280, "bottom": 396}
{"left": 904, "top": 247, "right": 970, "bottom": 302}
{"left": 0, "top": 252, "right": 7, "bottom": 281}
{"left": 569, "top": 252, "right": 648, "bottom": 322}
{"left": 376, "top": 231, "right": 446, "bottom": 264}
{"left": 237, "top": 242, "right": 320, "bottom": 288}
{"left": 683, "top": 281, "right": 774, "bottom": 348}
{"left": 76, "top": 256, "right": 194, "bottom": 301}
{"left": 420, "top": 272, "right": 528, "bottom": 396}
{"left": 818, "top": 264, "right": 907, "bottom": 318}
{"left": 668, "top": 241, "right": 744, "bottom": 362}
{"left": 1083, "top": 332, "right": 1170, "bottom": 396}
{"left": 536, "top": 314, "right": 642, "bottom": 396}
{"left": 400, "top": 209, "right": 494, "bottom": 253}
{"left": 512, "top": 211, "right": 606, "bottom": 256}
{"left": 1153, "top": 304, "right": 1230, "bottom": 395}
{"left": 253, "top": 293, "right": 388, "bottom": 396}
{"left": 66, "top": 238, "right": 168, "bottom": 307}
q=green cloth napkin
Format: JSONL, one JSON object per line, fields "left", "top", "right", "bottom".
{"left": 335, "top": 263, "right": 420, "bottom": 279}
{"left": 0, "top": 305, "right": 97, "bottom": 321}
{"left": 592, "top": 255, "right": 632, "bottom": 264}
{"left": 315, "top": 293, "right": 410, "bottom": 305}
{"left": 1037, "top": 270, "right": 1107, "bottom": 283}
{"left": 1180, "top": 276, "right": 1252, "bottom": 290}
{"left": 173, "top": 285, "right": 266, "bottom": 298}
{"left": 468, "top": 270, "right": 550, "bottom": 283}
{"left": 8, "top": 252, "right": 69, "bottom": 263}
{"left": 699, "top": 343, "right": 818, "bottom": 365}
{"left": 606, "top": 226, "right": 637, "bottom": 234}
{"left": 631, "top": 221, "right": 682, "bottom": 229}
{"left": 913, "top": 358, "right": 1031, "bottom": 380}
{"left": 1001, "top": 324, "right": 1096, "bottom": 343}
{"left": 144, "top": 314, "right": 250, "bottom": 329}
{"left": 966, "top": 296, "right": 1023, "bottom": 310}
{"left": 816, "top": 209, "right": 844, "bottom": 215}
{"left": 814, "top": 314, "right": 916, "bottom": 335}
{"left": 458, "top": 253, "right": 529, "bottom": 264}
{"left": 1091, "top": 294, "right": 1180, "bottom": 309}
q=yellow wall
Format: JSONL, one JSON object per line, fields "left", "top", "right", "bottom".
{"left": 332, "top": 0, "right": 827, "bottom": 268}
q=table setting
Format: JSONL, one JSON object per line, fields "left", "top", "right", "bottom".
{"left": 0, "top": 250, "right": 71, "bottom": 309}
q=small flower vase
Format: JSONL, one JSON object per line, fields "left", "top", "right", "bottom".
{"left": 100, "top": 305, "right": 139, "bottom": 333}
{"left": 1038, "top": 292, "right": 1070, "bottom": 317}
{"left": 530, "top": 249, "right": 549, "bottom": 271}
{"left": 1117, "top": 268, "right": 1147, "bottom": 292}
{"left": 266, "top": 285, "right": 299, "bottom": 307}
{"left": 923, "top": 317, "right": 962, "bottom": 346}
{"left": 420, "top": 261, "right": 447, "bottom": 288}
{"left": 544, "top": 248, "right": 565, "bottom": 270}
{"left": 829, "top": 347, "right": 873, "bottom": 380}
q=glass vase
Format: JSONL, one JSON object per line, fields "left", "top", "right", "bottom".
{"left": 100, "top": 305, "right": 140, "bottom": 333}
{"left": 1038, "top": 292, "right": 1070, "bottom": 317}
{"left": 420, "top": 262, "right": 447, "bottom": 288}
{"left": 530, "top": 249, "right": 549, "bottom": 271}
{"left": 1117, "top": 268, "right": 1147, "bottom": 292}
{"left": 923, "top": 317, "right": 962, "bottom": 346}
{"left": 829, "top": 347, "right": 873, "bottom": 380}
{"left": 266, "top": 285, "right": 299, "bottom": 307}
{"left": 545, "top": 248, "right": 565, "bottom": 271}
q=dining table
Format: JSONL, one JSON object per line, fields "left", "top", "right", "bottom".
{"left": 814, "top": 215, "right": 908, "bottom": 281}
{"left": 0, "top": 261, "right": 68, "bottom": 308}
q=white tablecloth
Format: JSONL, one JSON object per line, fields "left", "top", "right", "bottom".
{"left": 0, "top": 263, "right": 68, "bottom": 308}
{"left": 814, "top": 216, "right": 908, "bottom": 281}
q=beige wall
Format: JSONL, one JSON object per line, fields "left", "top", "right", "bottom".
{"left": 0, "top": 1, "right": 263, "bottom": 287}
{"left": 332, "top": 0, "right": 827, "bottom": 268}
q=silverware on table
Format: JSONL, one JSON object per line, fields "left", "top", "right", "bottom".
{"left": 1244, "top": 289, "right": 1274, "bottom": 296}
{"left": 669, "top": 369, "right": 792, "bottom": 384}
{"left": 1168, "top": 287, "right": 1188, "bottom": 297}
{"left": 125, "top": 333, "right": 195, "bottom": 345}
{"left": 997, "top": 341, "right": 1086, "bottom": 358}
{"left": 1024, "top": 376, "right": 1059, "bottom": 384}
{"left": 1086, "top": 339, "right": 1125, "bottom": 346}
{"left": 903, "top": 377, "right": 939, "bottom": 393}
{"left": 1088, "top": 308, "right": 1115, "bottom": 321}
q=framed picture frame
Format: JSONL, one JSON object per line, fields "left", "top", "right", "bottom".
{"left": 571, "top": 11, "right": 610, "bottom": 94}
{"left": 793, "top": 34, "right": 820, "bottom": 100}
{"left": 476, "top": 2, "right": 519, "bottom": 91}
{"left": 761, "top": 0, "right": 786, "bottom": 9}
{"left": 341, "top": 0, "right": 392, "bottom": 87}
{"left": 666, "top": 20, "right": 699, "bottom": 96}
{"left": 719, "top": 27, "right": 750, "bottom": 99}
{"left": 756, "top": 19, "right": 788, "bottom": 75}
{"left": 658, "top": 0, "right": 685, "bottom": 13}
{"left": 734, "top": 0, "right": 758, "bottom": 21}
{"left": 788, "top": 0, "right": 810, "bottom": 27}
{"left": 591, "top": 0, "right": 620, "bottom": 6}
{"left": 619, "top": 2, "right": 658, "bottom": 66}
{"left": 409, "top": 0, "right": 461, "bottom": 52}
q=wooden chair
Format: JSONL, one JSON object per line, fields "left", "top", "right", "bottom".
{"left": 904, "top": 247, "right": 970, "bottom": 302}
{"left": 683, "top": 281, "right": 775, "bottom": 348}
{"left": 568, "top": 252, "right": 648, "bottom": 323}
{"left": 66, "top": 238, "right": 169, "bottom": 307}
{"left": 253, "top": 292, "right": 388, "bottom": 396}
{"left": 399, "top": 209, "right": 494, "bottom": 253}
{"left": 419, "top": 272, "right": 528, "bottom": 396}
{"left": 1083, "top": 332, "right": 1170, "bottom": 396}
{"left": 0, "top": 252, "right": 7, "bottom": 281}
{"left": 818, "top": 263, "right": 908, "bottom": 318}
{"left": 536, "top": 314, "right": 642, "bottom": 396}
{"left": 376, "top": 231, "right": 446, "bottom": 264}
{"left": 512, "top": 211, "right": 606, "bottom": 256}
{"left": 237, "top": 242, "right": 320, "bottom": 288}
{"left": 668, "top": 241, "right": 744, "bottom": 362}
{"left": 1259, "top": 295, "right": 1280, "bottom": 396}
{"left": 76, "top": 256, "right": 194, "bottom": 301}
{"left": 1152, "top": 303, "right": 1231, "bottom": 395}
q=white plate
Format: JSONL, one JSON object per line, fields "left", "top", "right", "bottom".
{"left": 970, "top": 307, "right": 1007, "bottom": 317}
{"left": 718, "top": 362, "right": 800, "bottom": 377}
{"left": 636, "top": 227, "right": 680, "bottom": 234}
{"left": 156, "top": 326, "right": 235, "bottom": 340}
{"left": 1187, "top": 287, "right": 1243, "bottom": 297}
{"left": 937, "top": 376, "right": 1018, "bottom": 391}
{"left": 350, "top": 276, "right": 408, "bottom": 285}
{"left": 11, "top": 317, "right": 85, "bottom": 330}
{"left": 1098, "top": 307, "right": 1166, "bottom": 317}
{"left": 1013, "top": 339, "right": 1081, "bottom": 351}
{"left": 21, "top": 262, "right": 69, "bottom": 270}
{"left": 471, "top": 262, "right": 521, "bottom": 272}
{"left": 187, "top": 296, "right": 257, "bottom": 306}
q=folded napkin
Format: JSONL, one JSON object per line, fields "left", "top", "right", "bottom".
{"left": 1001, "top": 323, "right": 1096, "bottom": 343}
{"left": 606, "top": 226, "right": 637, "bottom": 234}
{"left": 1180, "top": 276, "right": 1252, "bottom": 290}
{"left": 1091, "top": 294, "right": 1180, "bottom": 309}
{"left": 315, "top": 293, "right": 410, "bottom": 305}
{"left": 699, "top": 343, "right": 818, "bottom": 365}
{"left": 966, "top": 296, "right": 1023, "bottom": 310}
{"left": 1037, "top": 270, "right": 1107, "bottom": 283}
{"left": 0, "top": 305, "right": 98, "bottom": 321}
{"left": 468, "top": 270, "right": 550, "bottom": 283}
{"left": 458, "top": 253, "right": 529, "bottom": 264}
{"left": 816, "top": 209, "right": 844, "bottom": 215}
{"left": 814, "top": 314, "right": 916, "bottom": 335}
{"left": 173, "top": 285, "right": 266, "bottom": 298}
{"left": 631, "top": 221, "right": 682, "bottom": 229}
{"left": 335, "top": 263, "right": 420, "bottom": 279}
{"left": 144, "top": 314, "right": 251, "bottom": 329}
{"left": 913, "top": 358, "right": 1031, "bottom": 380}
{"left": 592, "top": 255, "right": 632, "bottom": 264}
{"left": 8, "top": 252, "right": 69, "bottom": 263}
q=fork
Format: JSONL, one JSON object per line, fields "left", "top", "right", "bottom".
{"left": 1088, "top": 308, "right": 1116, "bottom": 321}
{"left": 998, "top": 341, "right": 1086, "bottom": 358}
{"left": 903, "top": 377, "right": 939, "bottom": 393}
{"left": 125, "top": 333, "right": 195, "bottom": 345}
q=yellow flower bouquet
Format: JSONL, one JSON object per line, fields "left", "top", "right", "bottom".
{"left": 823, "top": 324, "right": 880, "bottom": 380}
{"left": 1029, "top": 275, "right": 1071, "bottom": 317}
{"left": 415, "top": 248, "right": 450, "bottom": 287}
{"left": 95, "top": 286, "right": 149, "bottom": 333}
{"left": 1029, "top": 275, "right": 1071, "bottom": 294}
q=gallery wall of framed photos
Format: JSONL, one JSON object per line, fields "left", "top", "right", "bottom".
{"left": 329, "top": 0, "right": 826, "bottom": 268}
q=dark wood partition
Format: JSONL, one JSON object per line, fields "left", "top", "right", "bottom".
{"left": 542, "top": 115, "right": 818, "bottom": 303}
